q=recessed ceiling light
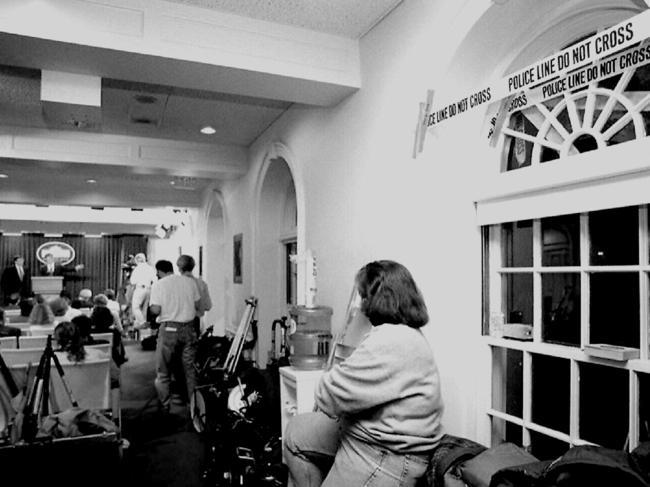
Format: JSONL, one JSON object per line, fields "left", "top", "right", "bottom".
{"left": 0, "top": 174, "right": 8, "bottom": 178}
{"left": 170, "top": 181, "right": 176, "bottom": 185}
{"left": 200, "top": 126, "right": 216, "bottom": 135}
{"left": 86, "top": 179, "right": 97, "bottom": 184}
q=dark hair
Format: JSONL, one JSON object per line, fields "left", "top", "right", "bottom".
{"left": 55, "top": 321, "right": 86, "bottom": 362}
{"left": 59, "top": 289, "right": 72, "bottom": 301}
{"left": 91, "top": 306, "right": 114, "bottom": 333}
{"left": 155, "top": 260, "right": 173, "bottom": 274}
{"left": 13, "top": 255, "right": 23, "bottom": 263}
{"left": 72, "top": 315, "right": 93, "bottom": 341}
{"left": 355, "top": 260, "right": 428, "bottom": 328}
{"left": 177, "top": 254, "right": 195, "bottom": 273}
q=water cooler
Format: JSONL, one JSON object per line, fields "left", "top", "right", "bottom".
{"left": 287, "top": 305, "right": 333, "bottom": 370}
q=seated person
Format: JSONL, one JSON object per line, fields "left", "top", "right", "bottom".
{"left": 93, "top": 294, "right": 123, "bottom": 333}
{"left": 67, "top": 315, "right": 121, "bottom": 388}
{"left": 28, "top": 294, "right": 55, "bottom": 325}
{"left": 103, "top": 288, "right": 122, "bottom": 319}
{"left": 59, "top": 289, "right": 73, "bottom": 305}
{"left": 50, "top": 297, "right": 83, "bottom": 325}
{"left": 0, "top": 308, "right": 22, "bottom": 337}
{"left": 54, "top": 321, "right": 108, "bottom": 363}
{"left": 91, "top": 296, "right": 127, "bottom": 366}
{"left": 71, "top": 288, "right": 93, "bottom": 309}
{"left": 72, "top": 314, "right": 108, "bottom": 345}
{"left": 283, "top": 260, "right": 444, "bottom": 487}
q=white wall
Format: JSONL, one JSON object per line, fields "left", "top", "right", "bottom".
{"left": 211, "top": 0, "right": 645, "bottom": 441}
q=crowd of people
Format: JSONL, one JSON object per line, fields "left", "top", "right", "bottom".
{"left": 0, "top": 251, "right": 213, "bottom": 412}
{"left": 1, "top": 251, "right": 448, "bottom": 487}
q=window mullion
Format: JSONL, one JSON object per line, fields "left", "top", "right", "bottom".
{"left": 533, "top": 219, "right": 542, "bottom": 343}
{"left": 570, "top": 359, "right": 580, "bottom": 446}
{"left": 630, "top": 371, "right": 639, "bottom": 451}
{"left": 489, "top": 225, "right": 504, "bottom": 336}
{"left": 640, "top": 205, "right": 648, "bottom": 361}
{"left": 580, "top": 213, "right": 590, "bottom": 347}
{"left": 523, "top": 351, "right": 533, "bottom": 449}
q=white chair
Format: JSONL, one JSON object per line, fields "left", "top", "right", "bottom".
{"left": 0, "top": 336, "right": 18, "bottom": 349}
{"left": 0, "top": 348, "right": 43, "bottom": 367}
{"left": 91, "top": 332, "right": 113, "bottom": 348}
{"left": 49, "top": 358, "right": 111, "bottom": 411}
{"left": 18, "top": 335, "right": 48, "bottom": 350}
{"left": 0, "top": 349, "right": 111, "bottom": 411}
{"left": 29, "top": 325, "right": 56, "bottom": 337}
{"left": 86, "top": 343, "right": 111, "bottom": 355}
{"left": 6, "top": 322, "right": 31, "bottom": 336}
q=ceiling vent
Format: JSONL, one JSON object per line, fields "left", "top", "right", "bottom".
{"left": 131, "top": 117, "right": 155, "bottom": 125}
{"left": 134, "top": 94, "right": 157, "bottom": 105}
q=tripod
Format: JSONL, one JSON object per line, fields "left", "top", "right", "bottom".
{"left": 20, "top": 335, "right": 78, "bottom": 442}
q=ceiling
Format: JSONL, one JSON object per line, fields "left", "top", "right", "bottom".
{"left": 0, "top": 0, "right": 402, "bottom": 234}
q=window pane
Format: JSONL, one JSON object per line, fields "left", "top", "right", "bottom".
{"left": 532, "top": 354, "right": 569, "bottom": 434}
{"left": 504, "top": 274, "right": 533, "bottom": 324}
{"left": 491, "top": 417, "right": 523, "bottom": 448}
{"left": 580, "top": 363, "right": 628, "bottom": 448}
{"left": 542, "top": 273, "right": 580, "bottom": 346}
{"left": 542, "top": 214, "right": 580, "bottom": 266}
{"left": 590, "top": 206, "right": 638, "bottom": 265}
{"left": 639, "top": 373, "right": 650, "bottom": 443}
{"left": 590, "top": 273, "right": 639, "bottom": 348}
{"left": 492, "top": 347, "right": 523, "bottom": 418}
{"left": 529, "top": 432, "right": 569, "bottom": 461}
{"left": 502, "top": 220, "right": 533, "bottom": 267}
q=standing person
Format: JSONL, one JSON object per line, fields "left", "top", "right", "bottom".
{"left": 39, "top": 253, "right": 84, "bottom": 276}
{"left": 1, "top": 255, "right": 31, "bottom": 306}
{"left": 129, "top": 253, "right": 156, "bottom": 329}
{"left": 284, "top": 260, "right": 444, "bottom": 487}
{"left": 177, "top": 254, "right": 212, "bottom": 336}
{"left": 149, "top": 259, "right": 200, "bottom": 413}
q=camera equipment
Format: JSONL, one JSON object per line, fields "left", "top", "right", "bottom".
{"left": 20, "top": 335, "right": 78, "bottom": 442}
{"left": 192, "top": 297, "right": 286, "bottom": 486}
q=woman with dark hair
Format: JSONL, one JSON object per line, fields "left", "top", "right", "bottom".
{"left": 284, "top": 260, "right": 444, "bottom": 487}
{"left": 54, "top": 321, "right": 106, "bottom": 363}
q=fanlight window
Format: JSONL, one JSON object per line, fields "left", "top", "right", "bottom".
{"left": 502, "top": 52, "right": 650, "bottom": 171}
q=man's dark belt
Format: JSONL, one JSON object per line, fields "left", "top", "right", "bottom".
{"left": 160, "top": 320, "right": 194, "bottom": 332}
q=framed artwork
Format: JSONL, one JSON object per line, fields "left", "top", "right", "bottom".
{"left": 233, "top": 233, "right": 243, "bottom": 284}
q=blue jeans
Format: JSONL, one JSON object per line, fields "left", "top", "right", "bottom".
{"left": 284, "top": 412, "right": 429, "bottom": 487}
{"left": 154, "top": 321, "right": 197, "bottom": 409}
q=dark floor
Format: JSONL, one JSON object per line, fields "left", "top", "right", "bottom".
{"left": 119, "top": 339, "right": 207, "bottom": 487}
{"left": 118, "top": 339, "right": 287, "bottom": 487}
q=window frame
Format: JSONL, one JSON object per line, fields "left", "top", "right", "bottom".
{"left": 484, "top": 206, "right": 650, "bottom": 451}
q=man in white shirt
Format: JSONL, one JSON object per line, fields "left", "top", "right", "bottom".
{"left": 149, "top": 259, "right": 200, "bottom": 412}
{"left": 177, "top": 254, "right": 212, "bottom": 335}
{"left": 129, "top": 253, "right": 156, "bottom": 329}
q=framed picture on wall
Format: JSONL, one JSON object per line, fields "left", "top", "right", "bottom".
{"left": 233, "top": 233, "right": 243, "bottom": 284}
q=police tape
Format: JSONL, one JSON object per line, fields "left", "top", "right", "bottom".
{"left": 413, "top": 8, "right": 650, "bottom": 156}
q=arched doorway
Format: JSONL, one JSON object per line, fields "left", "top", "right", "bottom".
{"left": 204, "top": 190, "right": 227, "bottom": 335}
{"left": 253, "top": 151, "right": 299, "bottom": 368}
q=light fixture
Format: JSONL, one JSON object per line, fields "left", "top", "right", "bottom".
{"left": 200, "top": 126, "right": 216, "bottom": 135}
{"left": 0, "top": 174, "right": 8, "bottom": 178}
{"left": 86, "top": 178, "right": 97, "bottom": 184}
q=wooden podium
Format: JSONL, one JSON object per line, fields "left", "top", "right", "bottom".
{"left": 32, "top": 276, "right": 63, "bottom": 300}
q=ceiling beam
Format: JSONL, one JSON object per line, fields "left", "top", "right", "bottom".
{"left": 0, "top": 0, "right": 360, "bottom": 106}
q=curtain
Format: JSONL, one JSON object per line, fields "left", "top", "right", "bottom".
{"left": 0, "top": 233, "right": 147, "bottom": 300}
